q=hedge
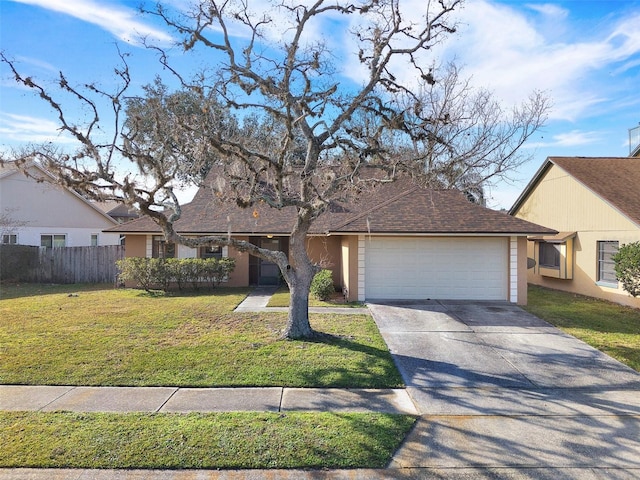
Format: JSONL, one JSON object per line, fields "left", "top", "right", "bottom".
{"left": 116, "top": 257, "right": 236, "bottom": 292}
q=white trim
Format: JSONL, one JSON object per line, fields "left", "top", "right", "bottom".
{"left": 358, "top": 235, "right": 365, "bottom": 302}
{"left": 509, "top": 236, "right": 518, "bottom": 304}
{"left": 146, "top": 235, "right": 153, "bottom": 258}
{"left": 321, "top": 232, "right": 538, "bottom": 238}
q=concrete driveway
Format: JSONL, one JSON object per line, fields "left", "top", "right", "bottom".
{"left": 368, "top": 301, "right": 640, "bottom": 476}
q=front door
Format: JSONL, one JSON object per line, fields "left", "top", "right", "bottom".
{"left": 259, "top": 238, "right": 281, "bottom": 285}
{"left": 249, "top": 237, "right": 287, "bottom": 286}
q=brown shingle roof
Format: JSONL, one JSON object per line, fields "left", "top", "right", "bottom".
{"left": 108, "top": 176, "right": 554, "bottom": 236}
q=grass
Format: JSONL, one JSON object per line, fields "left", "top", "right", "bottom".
{"left": 0, "top": 411, "right": 415, "bottom": 469}
{"left": 0, "top": 283, "right": 413, "bottom": 470}
{"left": 524, "top": 285, "right": 640, "bottom": 371}
{"left": 0, "top": 283, "right": 402, "bottom": 387}
{"left": 267, "top": 286, "right": 364, "bottom": 308}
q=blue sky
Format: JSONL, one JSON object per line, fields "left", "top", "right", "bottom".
{"left": 1, "top": 0, "right": 639, "bottom": 209}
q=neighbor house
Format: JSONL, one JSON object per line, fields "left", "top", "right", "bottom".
{"left": 108, "top": 174, "right": 553, "bottom": 304}
{"left": 0, "top": 162, "right": 121, "bottom": 247}
{"left": 510, "top": 156, "right": 640, "bottom": 309}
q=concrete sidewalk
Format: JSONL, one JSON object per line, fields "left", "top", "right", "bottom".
{"left": 0, "top": 385, "right": 416, "bottom": 414}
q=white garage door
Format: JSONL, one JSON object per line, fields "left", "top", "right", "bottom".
{"left": 365, "top": 237, "right": 508, "bottom": 300}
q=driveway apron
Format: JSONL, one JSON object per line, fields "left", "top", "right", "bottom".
{"left": 368, "top": 301, "right": 640, "bottom": 473}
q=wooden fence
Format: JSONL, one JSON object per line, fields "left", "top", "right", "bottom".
{"left": 0, "top": 245, "right": 124, "bottom": 284}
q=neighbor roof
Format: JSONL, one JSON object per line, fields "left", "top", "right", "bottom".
{"left": 509, "top": 157, "right": 640, "bottom": 226}
{"left": 108, "top": 175, "right": 554, "bottom": 236}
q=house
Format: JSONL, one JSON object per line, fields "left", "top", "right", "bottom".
{"left": 94, "top": 201, "right": 139, "bottom": 224}
{"left": 0, "top": 162, "right": 121, "bottom": 247}
{"left": 108, "top": 174, "right": 553, "bottom": 304}
{"left": 510, "top": 156, "right": 640, "bottom": 309}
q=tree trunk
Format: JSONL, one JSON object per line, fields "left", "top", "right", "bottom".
{"left": 281, "top": 214, "right": 318, "bottom": 340}
{"left": 284, "top": 278, "right": 314, "bottom": 339}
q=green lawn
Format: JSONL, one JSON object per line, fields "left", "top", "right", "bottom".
{"left": 267, "top": 286, "right": 364, "bottom": 308}
{"left": 0, "top": 283, "right": 412, "bottom": 470}
{"left": 0, "top": 284, "right": 402, "bottom": 387}
{"left": 524, "top": 285, "right": 640, "bottom": 371}
{"left": 0, "top": 411, "right": 415, "bottom": 469}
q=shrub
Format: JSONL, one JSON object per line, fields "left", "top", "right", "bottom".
{"left": 166, "top": 258, "right": 189, "bottom": 291}
{"left": 310, "top": 269, "right": 334, "bottom": 301}
{"left": 201, "top": 257, "right": 236, "bottom": 289}
{"left": 116, "top": 256, "right": 236, "bottom": 292}
{"left": 613, "top": 241, "right": 640, "bottom": 297}
{"left": 117, "top": 257, "right": 155, "bottom": 292}
{"left": 181, "top": 258, "right": 204, "bottom": 290}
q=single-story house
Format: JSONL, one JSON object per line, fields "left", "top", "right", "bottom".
{"left": 510, "top": 156, "right": 640, "bottom": 309}
{"left": 107, "top": 175, "right": 554, "bottom": 304}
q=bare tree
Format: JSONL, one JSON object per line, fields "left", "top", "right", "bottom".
{"left": 0, "top": 0, "right": 549, "bottom": 339}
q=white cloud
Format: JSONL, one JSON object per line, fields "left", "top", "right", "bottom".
{"left": 11, "top": 0, "right": 173, "bottom": 45}
{"left": 432, "top": 1, "right": 640, "bottom": 122}
{"left": 527, "top": 129, "right": 601, "bottom": 149}
{"left": 525, "top": 3, "right": 569, "bottom": 19}
{"left": 0, "top": 113, "right": 76, "bottom": 144}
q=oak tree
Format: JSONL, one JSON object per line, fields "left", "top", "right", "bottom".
{"left": 1, "top": 0, "right": 548, "bottom": 338}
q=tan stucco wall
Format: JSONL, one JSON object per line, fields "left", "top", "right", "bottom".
{"left": 515, "top": 164, "right": 640, "bottom": 309}
{"left": 124, "top": 235, "right": 146, "bottom": 257}
{"left": 306, "top": 236, "right": 343, "bottom": 287}
{"left": 227, "top": 236, "right": 250, "bottom": 287}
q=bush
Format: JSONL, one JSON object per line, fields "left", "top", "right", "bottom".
{"left": 116, "top": 256, "right": 236, "bottom": 292}
{"left": 310, "top": 269, "right": 334, "bottom": 301}
{"left": 613, "top": 241, "right": 640, "bottom": 298}
{"left": 201, "top": 257, "right": 236, "bottom": 289}
{"left": 117, "top": 257, "right": 155, "bottom": 292}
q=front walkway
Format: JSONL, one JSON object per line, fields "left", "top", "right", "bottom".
{"left": 233, "top": 285, "right": 369, "bottom": 315}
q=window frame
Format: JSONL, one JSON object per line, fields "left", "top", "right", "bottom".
{"left": 596, "top": 240, "right": 619, "bottom": 287}
{"left": 2, "top": 234, "right": 17, "bottom": 244}
{"left": 538, "top": 242, "right": 561, "bottom": 269}
{"left": 40, "top": 234, "right": 66, "bottom": 248}
{"left": 152, "top": 235, "right": 176, "bottom": 259}
{"left": 199, "top": 245, "right": 223, "bottom": 259}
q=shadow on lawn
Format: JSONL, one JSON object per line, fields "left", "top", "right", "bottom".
{"left": 298, "top": 332, "right": 405, "bottom": 388}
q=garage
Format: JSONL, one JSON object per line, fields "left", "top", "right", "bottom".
{"left": 364, "top": 237, "right": 508, "bottom": 300}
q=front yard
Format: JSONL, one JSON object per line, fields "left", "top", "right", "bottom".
{"left": 0, "top": 284, "right": 402, "bottom": 388}
{"left": 3, "top": 282, "right": 638, "bottom": 470}
{"left": 0, "top": 283, "right": 411, "bottom": 469}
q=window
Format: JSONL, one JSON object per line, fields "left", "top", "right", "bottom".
{"left": 539, "top": 242, "right": 560, "bottom": 269}
{"left": 199, "top": 245, "right": 222, "bottom": 259}
{"left": 152, "top": 236, "right": 175, "bottom": 258}
{"left": 2, "top": 234, "right": 17, "bottom": 244}
{"left": 91, "top": 234, "right": 99, "bottom": 246}
{"left": 41, "top": 234, "right": 66, "bottom": 248}
{"left": 597, "top": 241, "right": 619, "bottom": 286}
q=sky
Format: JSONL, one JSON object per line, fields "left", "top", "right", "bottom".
{"left": 1, "top": 0, "right": 639, "bottom": 209}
